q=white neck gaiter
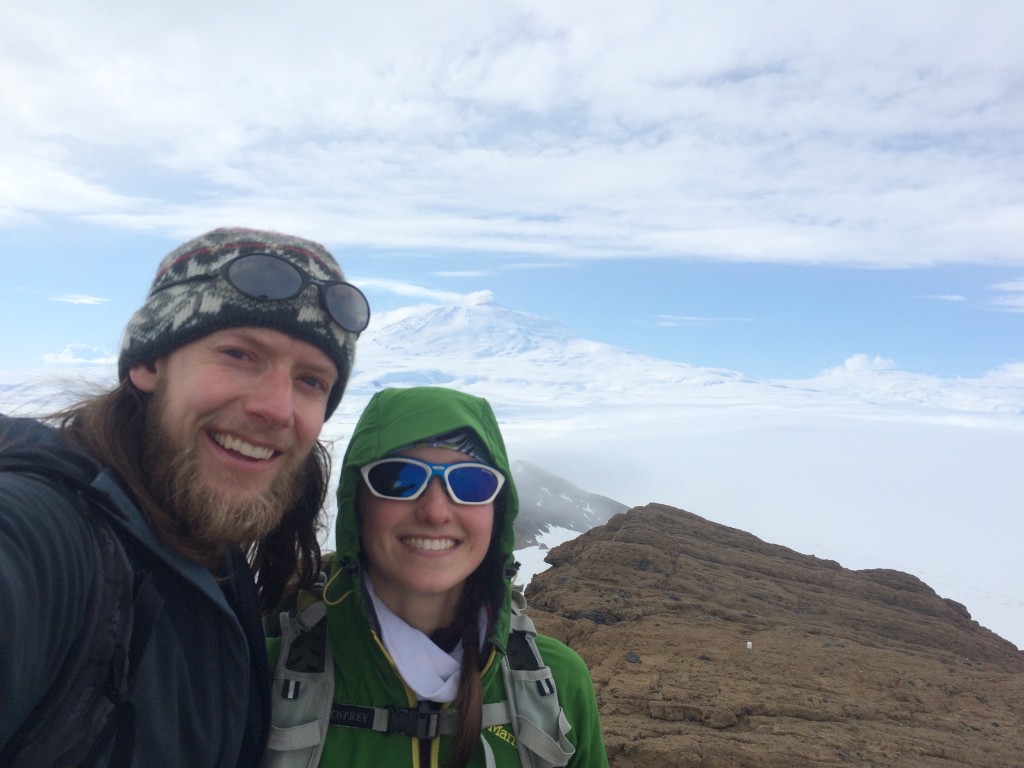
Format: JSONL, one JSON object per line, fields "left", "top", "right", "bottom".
{"left": 364, "top": 575, "right": 487, "bottom": 703}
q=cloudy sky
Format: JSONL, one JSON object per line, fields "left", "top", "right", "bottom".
{"left": 2, "top": 1, "right": 1023, "bottom": 379}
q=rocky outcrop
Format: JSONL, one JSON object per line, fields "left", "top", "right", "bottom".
{"left": 525, "top": 504, "right": 1024, "bottom": 767}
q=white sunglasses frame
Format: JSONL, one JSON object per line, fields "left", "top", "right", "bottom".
{"left": 359, "top": 457, "right": 506, "bottom": 505}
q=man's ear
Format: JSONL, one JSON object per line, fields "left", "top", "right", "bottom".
{"left": 128, "top": 360, "right": 160, "bottom": 393}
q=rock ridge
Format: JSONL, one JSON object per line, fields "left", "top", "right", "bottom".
{"left": 525, "top": 503, "right": 1024, "bottom": 767}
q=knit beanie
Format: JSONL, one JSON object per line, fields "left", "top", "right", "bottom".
{"left": 118, "top": 227, "right": 362, "bottom": 418}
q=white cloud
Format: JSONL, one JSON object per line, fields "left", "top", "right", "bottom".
{"left": 821, "top": 354, "right": 898, "bottom": 375}
{"left": 433, "top": 270, "right": 488, "bottom": 278}
{"left": 2, "top": 1, "right": 1022, "bottom": 266}
{"left": 0, "top": 146, "right": 144, "bottom": 224}
{"left": 357, "top": 279, "right": 491, "bottom": 307}
{"left": 49, "top": 294, "right": 110, "bottom": 305}
{"left": 993, "top": 295, "right": 1024, "bottom": 311}
{"left": 986, "top": 362, "right": 1024, "bottom": 379}
{"left": 41, "top": 343, "right": 116, "bottom": 366}
{"left": 461, "top": 290, "right": 494, "bottom": 306}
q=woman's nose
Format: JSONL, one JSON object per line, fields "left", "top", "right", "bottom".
{"left": 415, "top": 477, "right": 454, "bottom": 524}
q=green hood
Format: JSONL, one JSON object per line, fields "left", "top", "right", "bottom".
{"left": 329, "top": 387, "right": 519, "bottom": 628}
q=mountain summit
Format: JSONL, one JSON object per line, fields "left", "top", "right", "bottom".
{"left": 370, "top": 301, "right": 579, "bottom": 359}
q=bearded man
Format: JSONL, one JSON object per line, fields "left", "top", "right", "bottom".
{"left": 0, "top": 228, "right": 370, "bottom": 768}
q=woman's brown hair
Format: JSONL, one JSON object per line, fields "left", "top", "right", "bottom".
{"left": 445, "top": 496, "right": 508, "bottom": 768}
{"left": 446, "top": 573, "right": 485, "bottom": 768}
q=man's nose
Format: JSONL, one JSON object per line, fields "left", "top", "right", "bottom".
{"left": 244, "top": 368, "right": 295, "bottom": 428}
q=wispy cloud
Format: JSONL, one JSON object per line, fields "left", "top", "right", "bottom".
{"left": 49, "top": 294, "right": 110, "bottom": 305}
{"left": 433, "top": 270, "right": 489, "bottom": 278}
{"left": 991, "top": 279, "right": 1024, "bottom": 311}
{"left": 358, "top": 278, "right": 492, "bottom": 307}
{"left": 653, "top": 314, "right": 753, "bottom": 327}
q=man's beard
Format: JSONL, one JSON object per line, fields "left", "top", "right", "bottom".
{"left": 142, "top": 398, "right": 307, "bottom": 553}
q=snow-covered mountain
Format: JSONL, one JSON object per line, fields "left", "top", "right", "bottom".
{"left": 2, "top": 297, "right": 1023, "bottom": 649}
{"left": 512, "top": 459, "right": 627, "bottom": 548}
{"left": 343, "top": 299, "right": 1024, "bottom": 419}
{"left": 341, "top": 300, "right": 764, "bottom": 417}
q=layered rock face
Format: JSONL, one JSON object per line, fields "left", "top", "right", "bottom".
{"left": 525, "top": 504, "right": 1024, "bottom": 768}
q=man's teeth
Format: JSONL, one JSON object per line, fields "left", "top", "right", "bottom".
{"left": 404, "top": 537, "right": 456, "bottom": 551}
{"left": 212, "top": 433, "right": 275, "bottom": 460}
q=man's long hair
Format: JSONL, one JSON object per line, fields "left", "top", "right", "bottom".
{"left": 56, "top": 380, "right": 328, "bottom": 613}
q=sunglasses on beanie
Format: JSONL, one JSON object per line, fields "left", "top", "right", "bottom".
{"left": 155, "top": 252, "right": 371, "bottom": 334}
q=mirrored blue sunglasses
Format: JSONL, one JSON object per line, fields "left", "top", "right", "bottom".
{"left": 360, "top": 457, "right": 505, "bottom": 506}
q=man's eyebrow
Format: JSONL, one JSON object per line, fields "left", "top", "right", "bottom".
{"left": 221, "top": 329, "right": 335, "bottom": 373}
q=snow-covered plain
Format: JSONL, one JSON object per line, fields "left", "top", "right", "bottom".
{"left": 3, "top": 298, "right": 1023, "bottom": 649}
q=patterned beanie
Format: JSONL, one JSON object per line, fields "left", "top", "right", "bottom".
{"left": 118, "top": 227, "right": 362, "bottom": 418}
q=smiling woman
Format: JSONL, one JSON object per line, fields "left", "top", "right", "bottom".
{"left": 263, "top": 386, "right": 608, "bottom": 768}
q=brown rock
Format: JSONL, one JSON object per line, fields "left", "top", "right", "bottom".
{"left": 525, "top": 504, "right": 1024, "bottom": 768}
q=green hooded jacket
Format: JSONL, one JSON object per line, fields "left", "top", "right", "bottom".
{"left": 306, "top": 387, "right": 607, "bottom": 767}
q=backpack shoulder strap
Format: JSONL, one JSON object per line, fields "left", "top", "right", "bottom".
{"left": 498, "top": 595, "right": 576, "bottom": 768}
{"left": 262, "top": 600, "right": 335, "bottom": 768}
{"left": 79, "top": 562, "right": 164, "bottom": 768}
{"left": 0, "top": 449, "right": 163, "bottom": 768}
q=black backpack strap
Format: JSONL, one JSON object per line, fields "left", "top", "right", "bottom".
{"left": 80, "top": 569, "right": 164, "bottom": 768}
{"left": 0, "top": 448, "right": 163, "bottom": 767}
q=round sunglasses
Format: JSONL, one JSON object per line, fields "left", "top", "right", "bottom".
{"left": 360, "top": 457, "right": 506, "bottom": 506}
{"left": 154, "top": 252, "right": 370, "bottom": 335}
